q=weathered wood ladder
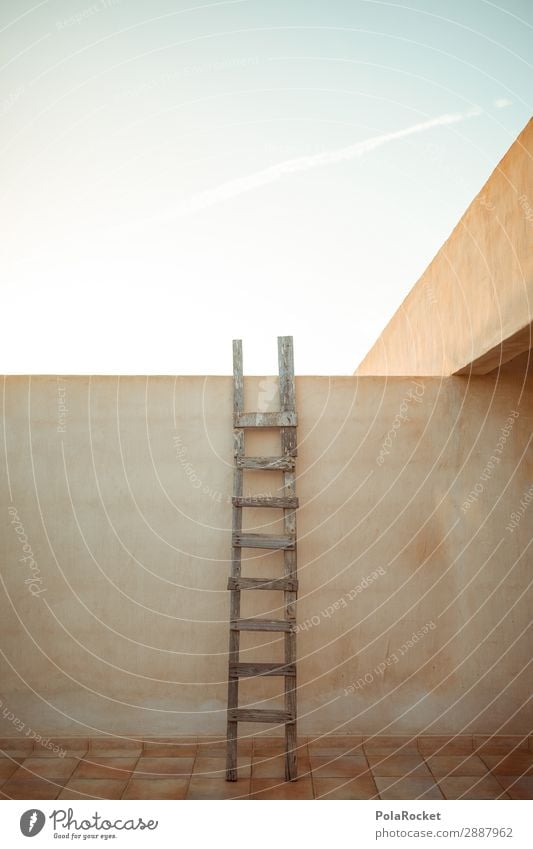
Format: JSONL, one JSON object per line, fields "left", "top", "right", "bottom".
{"left": 226, "top": 336, "right": 299, "bottom": 782}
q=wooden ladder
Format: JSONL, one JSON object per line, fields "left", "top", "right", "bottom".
{"left": 226, "top": 336, "right": 299, "bottom": 782}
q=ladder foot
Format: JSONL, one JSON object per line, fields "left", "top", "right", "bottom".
{"left": 285, "top": 766, "right": 298, "bottom": 781}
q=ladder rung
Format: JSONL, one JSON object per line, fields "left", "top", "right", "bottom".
{"left": 233, "top": 532, "right": 295, "bottom": 550}
{"left": 229, "top": 662, "right": 296, "bottom": 678}
{"left": 227, "top": 577, "right": 298, "bottom": 591}
{"left": 237, "top": 456, "right": 296, "bottom": 470}
{"left": 234, "top": 411, "right": 297, "bottom": 428}
{"left": 228, "top": 709, "right": 295, "bottom": 724}
{"left": 233, "top": 496, "right": 299, "bottom": 509}
{"left": 230, "top": 618, "right": 295, "bottom": 632}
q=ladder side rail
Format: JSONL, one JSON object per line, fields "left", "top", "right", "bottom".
{"left": 226, "top": 340, "right": 244, "bottom": 781}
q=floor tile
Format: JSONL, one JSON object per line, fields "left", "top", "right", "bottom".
{"left": 193, "top": 756, "right": 250, "bottom": 779}
{"left": 2, "top": 777, "right": 63, "bottom": 799}
{"left": 480, "top": 753, "right": 533, "bottom": 775}
{"left": 310, "top": 754, "right": 370, "bottom": 778}
{"left": 364, "top": 736, "right": 419, "bottom": 754}
{"left": 83, "top": 749, "right": 140, "bottom": 759}
{"left": 12, "top": 757, "right": 79, "bottom": 781}
{"left": 59, "top": 779, "right": 128, "bottom": 799}
{"left": 438, "top": 775, "right": 509, "bottom": 800}
{"left": 47, "top": 737, "right": 90, "bottom": 749}
{"left": 0, "top": 757, "right": 24, "bottom": 784}
{"left": 89, "top": 738, "right": 143, "bottom": 754}
{"left": 495, "top": 776, "right": 533, "bottom": 800}
{"left": 122, "top": 777, "right": 189, "bottom": 799}
{"left": 31, "top": 746, "right": 87, "bottom": 758}
{"left": 0, "top": 749, "right": 34, "bottom": 760}
{"left": 308, "top": 747, "right": 363, "bottom": 759}
{"left": 473, "top": 735, "right": 529, "bottom": 754}
{"left": 197, "top": 740, "right": 254, "bottom": 756}
{"left": 375, "top": 776, "right": 444, "bottom": 800}
{"left": 187, "top": 777, "right": 250, "bottom": 799}
{"left": 368, "top": 754, "right": 431, "bottom": 777}
{"left": 196, "top": 736, "right": 229, "bottom": 755}
{"left": 252, "top": 736, "right": 303, "bottom": 756}
{"left": 143, "top": 738, "right": 197, "bottom": 758}
{"left": 12, "top": 732, "right": 527, "bottom": 802}
{"left": 32, "top": 738, "right": 89, "bottom": 756}
{"left": 0, "top": 737, "right": 33, "bottom": 755}
{"left": 250, "top": 778, "right": 313, "bottom": 799}
{"left": 426, "top": 755, "right": 490, "bottom": 777}
{"left": 252, "top": 754, "right": 310, "bottom": 779}
{"left": 418, "top": 736, "right": 473, "bottom": 755}
{"left": 71, "top": 756, "right": 138, "bottom": 780}
{"left": 134, "top": 757, "right": 194, "bottom": 778}
{"left": 314, "top": 776, "right": 378, "bottom": 800}
{"left": 308, "top": 735, "right": 362, "bottom": 752}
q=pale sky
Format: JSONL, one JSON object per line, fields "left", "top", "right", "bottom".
{"left": 1, "top": 0, "right": 532, "bottom": 374}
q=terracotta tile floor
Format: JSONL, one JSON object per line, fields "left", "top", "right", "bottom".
{"left": 0, "top": 736, "right": 531, "bottom": 800}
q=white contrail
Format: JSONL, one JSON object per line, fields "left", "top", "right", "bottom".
{"left": 164, "top": 107, "right": 482, "bottom": 220}
{"left": 111, "top": 105, "right": 481, "bottom": 236}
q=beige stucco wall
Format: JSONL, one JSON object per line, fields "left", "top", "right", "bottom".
{"left": 356, "top": 118, "right": 533, "bottom": 376}
{"left": 1, "top": 372, "right": 531, "bottom": 739}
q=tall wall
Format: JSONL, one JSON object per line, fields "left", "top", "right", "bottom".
{"left": 356, "top": 118, "right": 533, "bottom": 376}
{"left": 1, "top": 372, "right": 531, "bottom": 738}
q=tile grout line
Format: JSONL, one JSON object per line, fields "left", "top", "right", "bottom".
{"left": 424, "top": 753, "right": 440, "bottom": 790}
{"left": 184, "top": 736, "right": 199, "bottom": 800}
{"left": 430, "top": 763, "right": 512, "bottom": 802}
{"left": 491, "top": 770, "right": 513, "bottom": 800}
{"left": 9, "top": 748, "right": 80, "bottom": 799}
{"left": 361, "top": 742, "right": 381, "bottom": 801}
{"left": 423, "top": 750, "right": 494, "bottom": 793}
{"left": 0, "top": 754, "right": 26, "bottom": 789}
{"left": 305, "top": 739, "right": 316, "bottom": 799}
{"left": 65, "top": 746, "right": 90, "bottom": 789}
{"left": 59, "top": 747, "right": 89, "bottom": 796}
{"left": 61, "top": 746, "right": 89, "bottom": 795}
{"left": 370, "top": 752, "right": 443, "bottom": 802}
{"left": 120, "top": 747, "right": 143, "bottom": 800}
{"left": 491, "top": 769, "right": 524, "bottom": 799}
